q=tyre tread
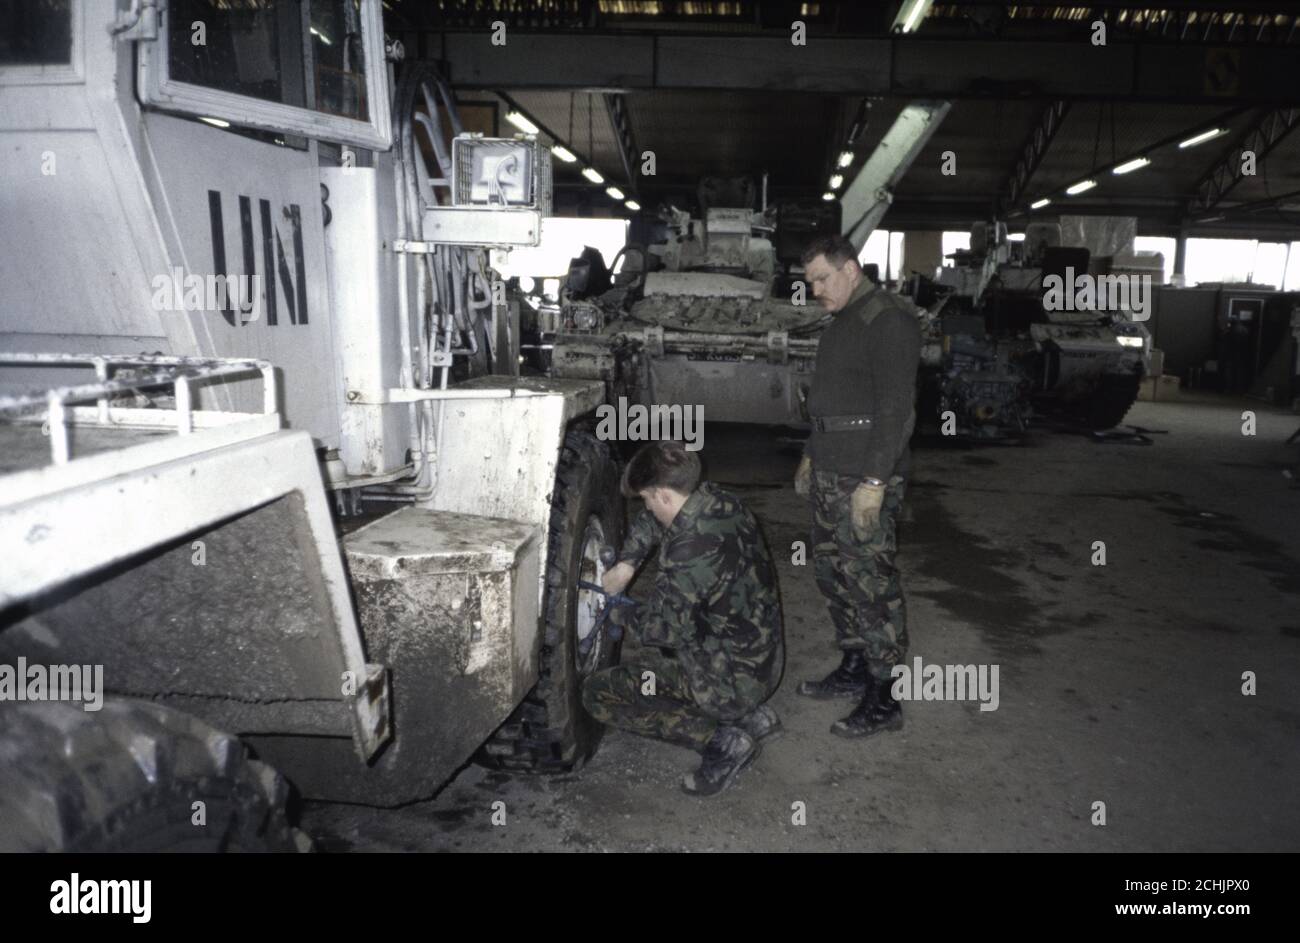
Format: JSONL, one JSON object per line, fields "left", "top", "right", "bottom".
{"left": 475, "top": 429, "right": 621, "bottom": 773}
{"left": 0, "top": 699, "right": 311, "bottom": 852}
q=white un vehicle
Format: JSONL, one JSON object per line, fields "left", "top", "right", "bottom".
{"left": 0, "top": 0, "right": 625, "bottom": 850}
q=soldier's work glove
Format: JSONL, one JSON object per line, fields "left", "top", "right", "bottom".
{"left": 794, "top": 455, "right": 812, "bottom": 498}
{"left": 850, "top": 481, "right": 886, "bottom": 537}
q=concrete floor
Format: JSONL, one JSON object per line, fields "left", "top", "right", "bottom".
{"left": 302, "top": 398, "right": 1300, "bottom": 852}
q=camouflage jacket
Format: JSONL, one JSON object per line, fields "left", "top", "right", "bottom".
{"left": 619, "top": 482, "right": 785, "bottom": 718}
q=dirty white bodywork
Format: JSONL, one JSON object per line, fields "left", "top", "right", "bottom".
{"left": 0, "top": 2, "right": 346, "bottom": 444}
{"left": 0, "top": 356, "right": 389, "bottom": 762}
{"left": 0, "top": 0, "right": 604, "bottom": 804}
{"left": 277, "top": 506, "right": 541, "bottom": 803}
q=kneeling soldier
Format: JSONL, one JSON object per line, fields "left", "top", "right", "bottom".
{"left": 582, "top": 440, "right": 785, "bottom": 797}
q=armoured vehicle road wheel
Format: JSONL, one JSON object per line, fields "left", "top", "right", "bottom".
{"left": 0, "top": 699, "right": 311, "bottom": 852}
{"left": 476, "top": 430, "right": 625, "bottom": 773}
{"left": 1082, "top": 373, "right": 1143, "bottom": 430}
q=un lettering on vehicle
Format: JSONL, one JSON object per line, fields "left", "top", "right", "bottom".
{"left": 207, "top": 190, "right": 309, "bottom": 328}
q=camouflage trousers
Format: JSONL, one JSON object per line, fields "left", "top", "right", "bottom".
{"left": 582, "top": 649, "right": 730, "bottom": 751}
{"left": 810, "top": 468, "right": 909, "bottom": 681}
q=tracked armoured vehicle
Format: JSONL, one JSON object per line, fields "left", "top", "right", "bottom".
{"left": 914, "top": 220, "right": 1151, "bottom": 438}
{"left": 540, "top": 177, "right": 840, "bottom": 425}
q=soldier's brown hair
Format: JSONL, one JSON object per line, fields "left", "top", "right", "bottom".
{"left": 621, "top": 440, "right": 701, "bottom": 497}
{"left": 800, "top": 234, "right": 859, "bottom": 269}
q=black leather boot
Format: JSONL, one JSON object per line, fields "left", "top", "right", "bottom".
{"left": 830, "top": 676, "right": 905, "bottom": 738}
{"left": 681, "top": 725, "right": 760, "bottom": 797}
{"left": 736, "top": 703, "right": 783, "bottom": 742}
{"left": 796, "top": 650, "right": 868, "bottom": 699}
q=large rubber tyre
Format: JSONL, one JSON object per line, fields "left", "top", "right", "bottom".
{"left": 475, "top": 430, "right": 625, "bottom": 772}
{"left": 0, "top": 699, "right": 311, "bottom": 852}
{"left": 1082, "top": 373, "right": 1143, "bottom": 430}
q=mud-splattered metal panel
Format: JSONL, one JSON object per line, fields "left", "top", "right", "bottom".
{"left": 265, "top": 506, "right": 540, "bottom": 805}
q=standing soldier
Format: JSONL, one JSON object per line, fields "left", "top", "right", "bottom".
{"left": 794, "top": 235, "right": 921, "bottom": 738}
{"left": 582, "top": 440, "right": 785, "bottom": 797}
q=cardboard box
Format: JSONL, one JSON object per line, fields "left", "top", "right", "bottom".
{"left": 1137, "top": 374, "right": 1181, "bottom": 402}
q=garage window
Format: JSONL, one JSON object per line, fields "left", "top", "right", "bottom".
{"left": 942, "top": 231, "right": 971, "bottom": 265}
{"left": 860, "top": 230, "right": 906, "bottom": 286}
{"left": 1184, "top": 238, "right": 1290, "bottom": 288}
